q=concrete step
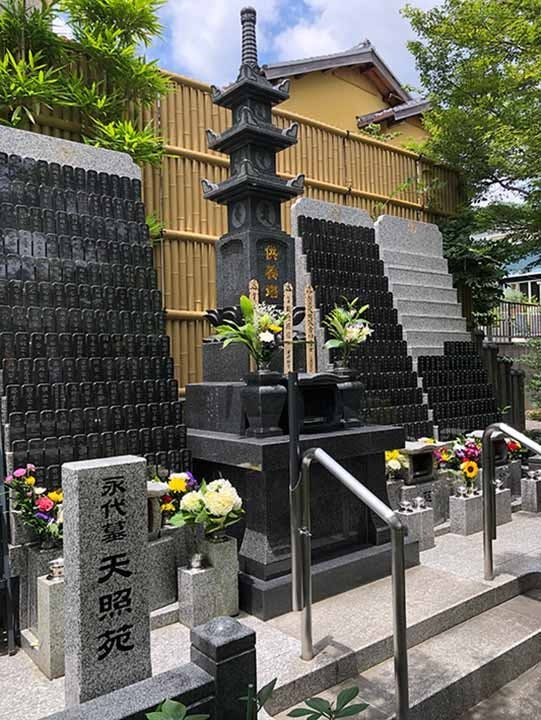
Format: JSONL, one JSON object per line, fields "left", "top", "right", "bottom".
{"left": 387, "top": 267, "right": 455, "bottom": 289}
{"left": 258, "top": 557, "right": 541, "bottom": 716}
{"left": 390, "top": 283, "right": 459, "bottom": 304}
{"left": 404, "top": 329, "right": 471, "bottom": 347}
{"left": 459, "top": 656, "right": 541, "bottom": 719}
{"left": 272, "top": 591, "right": 541, "bottom": 720}
{"left": 398, "top": 299, "right": 464, "bottom": 319}
{"left": 381, "top": 249, "right": 449, "bottom": 274}
{"left": 401, "top": 315, "right": 468, "bottom": 333}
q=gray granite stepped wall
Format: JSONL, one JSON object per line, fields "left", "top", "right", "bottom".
{"left": 375, "top": 215, "right": 470, "bottom": 360}
{"left": 291, "top": 198, "right": 433, "bottom": 439}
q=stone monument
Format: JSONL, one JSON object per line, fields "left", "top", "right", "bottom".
{"left": 63, "top": 455, "right": 151, "bottom": 706}
{"left": 185, "top": 8, "right": 419, "bottom": 620}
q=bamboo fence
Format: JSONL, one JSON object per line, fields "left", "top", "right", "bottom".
{"left": 29, "top": 69, "right": 461, "bottom": 391}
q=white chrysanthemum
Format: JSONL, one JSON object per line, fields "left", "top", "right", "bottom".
{"left": 201, "top": 479, "right": 241, "bottom": 516}
{"left": 388, "top": 459, "right": 402, "bottom": 471}
{"left": 259, "top": 330, "right": 274, "bottom": 343}
{"left": 180, "top": 491, "right": 204, "bottom": 513}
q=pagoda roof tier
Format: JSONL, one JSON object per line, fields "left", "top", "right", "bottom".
{"left": 211, "top": 64, "right": 290, "bottom": 109}
{"left": 207, "top": 115, "right": 299, "bottom": 155}
{"left": 201, "top": 167, "right": 304, "bottom": 205}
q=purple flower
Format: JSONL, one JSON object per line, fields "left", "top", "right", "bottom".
{"left": 35, "top": 512, "right": 51, "bottom": 522}
{"left": 4, "top": 475, "right": 13, "bottom": 484}
{"left": 13, "top": 468, "right": 27, "bottom": 478}
{"left": 26, "top": 463, "right": 36, "bottom": 472}
{"left": 186, "top": 471, "right": 198, "bottom": 489}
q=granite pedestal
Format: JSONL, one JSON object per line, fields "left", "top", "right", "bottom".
{"left": 21, "top": 573, "right": 65, "bottom": 679}
{"left": 188, "top": 424, "right": 420, "bottom": 619}
{"left": 397, "top": 507, "right": 435, "bottom": 551}
{"left": 521, "top": 476, "right": 541, "bottom": 513}
{"left": 449, "top": 493, "right": 483, "bottom": 536}
{"left": 178, "top": 536, "right": 239, "bottom": 628}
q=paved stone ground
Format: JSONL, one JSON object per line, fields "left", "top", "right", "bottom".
{"left": 1, "top": 511, "right": 541, "bottom": 720}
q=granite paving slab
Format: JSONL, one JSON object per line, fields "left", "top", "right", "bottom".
{"left": 459, "top": 661, "right": 541, "bottom": 719}
{"left": 2, "top": 512, "right": 541, "bottom": 720}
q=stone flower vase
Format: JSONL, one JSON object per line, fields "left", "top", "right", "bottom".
{"left": 10, "top": 509, "right": 39, "bottom": 546}
{"left": 201, "top": 533, "right": 239, "bottom": 616}
{"left": 509, "top": 459, "right": 522, "bottom": 496}
{"left": 241, "top": 369, "right": 286, "bottom": 437}
{"left": 179, "top": 532, "right": 240, "bottom": 627}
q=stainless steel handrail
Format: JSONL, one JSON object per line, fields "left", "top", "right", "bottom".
{"left": 482, "top": 421, "right": 541, "bottom": 580}
{"left": 290, "top": 445, "right": 409, "bottom": 720}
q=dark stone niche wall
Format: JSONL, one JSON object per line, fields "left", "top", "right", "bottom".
{"left": 0, "top": 151, "right": 189, "bottom": 486}
{"left": 298, "top": 215, "right": 433, "bottom": 441}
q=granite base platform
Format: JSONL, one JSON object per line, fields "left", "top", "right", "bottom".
{"left": 239, "top": 537, "right": 419, "bottom": 620}
{"left": 188, "top": 423, "right": 416, "bottom": 619}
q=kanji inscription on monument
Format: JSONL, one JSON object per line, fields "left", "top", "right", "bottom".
{"left": 63, "top": 455, "right": 151, "bottom": 706}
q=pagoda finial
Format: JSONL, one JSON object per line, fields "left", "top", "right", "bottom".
{"left": 240, "top": 6, "right": 258, "bottom": 66}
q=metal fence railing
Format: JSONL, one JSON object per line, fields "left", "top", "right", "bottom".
{"left": 484, "top": 301, "right": 541, "bottom": 341}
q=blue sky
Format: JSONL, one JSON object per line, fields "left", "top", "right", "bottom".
{"left": 151, "top": 0, "right": 437, "bottom": 89}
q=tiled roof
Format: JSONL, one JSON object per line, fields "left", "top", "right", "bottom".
{"left": 263, "top": 40, "right": 411, "bottom": 104}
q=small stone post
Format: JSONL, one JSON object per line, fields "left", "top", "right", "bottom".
{"left": 191, "top": 617, "right": 256, "bottom": 720}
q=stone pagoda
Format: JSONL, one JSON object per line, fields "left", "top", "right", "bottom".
{"left": 202, "top": 6, "right": 304, "bottom": 307}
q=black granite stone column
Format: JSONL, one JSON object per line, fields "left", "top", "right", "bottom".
{"left": 191, "top": 617, "right": 256, "bottom": 720}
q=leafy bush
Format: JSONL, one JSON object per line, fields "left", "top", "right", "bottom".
{"left": 522, "top": 339, "right": 541, "bottom": 407}
{"left": 0, "top": 0, "right": 169, "bottom": 165}
{"left": 146, "top": 699, "right": 208, "bottom": 720}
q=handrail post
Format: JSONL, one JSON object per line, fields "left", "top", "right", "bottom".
{"left": 288, "top": 372, "right": 303, "bottom": 612}
{"left": 482, "top": 428, "right": 497, "bottom": 581}
{"left": 300, "top": 452, "right": 313, "bottom": 661}
{"left": 392, "top": 525, "right": 409, "bottom": 720}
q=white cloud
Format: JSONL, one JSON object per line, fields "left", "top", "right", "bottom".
{"left": 154, "top": 0, "right": 438, "bottom": 89}
{"left": 272, "top": 0, "right": 437, "bottom": 89}
{"left": 158, "top": 0, "right": 281, "bottom": 85}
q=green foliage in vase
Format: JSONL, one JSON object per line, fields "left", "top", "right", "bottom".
{"left": 146, "top": 699, "right": 208, "bottom": 720}
{"left": 287, "top": 686, "right": 368, "bottom": 719}
{"left": 213, "top": 295, "right": 286, "bottom": 368}
{"left": 323, "top": 297, "right": 372, "bottom": 367}
{"left": 0, "top": 0, "right": 168, "bottom": 165}
{"left": 403, "top": 0, "right": 541, "bottom": 263}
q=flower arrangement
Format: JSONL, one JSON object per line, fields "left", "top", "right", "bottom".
{"left": 169, "top": 478, "right": 244, "bottom": 539}
{"left": 213, "top": 295, "right": 286, "bottom": 371}
{"left": 323, "top": 298, "right": 373, "bottom": 367}
{"left": 5, "top": 465, "right": 63, "bottom": 542}
{"left": 159, "top": 471, "right": 199, "bottom": 517}
{"left": 385, "top": 449, "right": 409, "bottom": 479}
{"left": 434, "top": 437, "right": 481, "bottom": 494}
{"left": 506, "top": 438, "right": 524, "bottom": 461}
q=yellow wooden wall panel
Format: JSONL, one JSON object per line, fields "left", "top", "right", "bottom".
{"left": 29, "top": 69, "right": 460, "bottom": 390}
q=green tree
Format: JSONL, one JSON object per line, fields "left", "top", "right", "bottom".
{"left": 0, "top": 0, "right": 168, "bottom": 165}
{"left": 439, "top": 207, "right": 524, "bottom": 326}
{"left": 403, "top": 0, "right": 541, "bottom": 256}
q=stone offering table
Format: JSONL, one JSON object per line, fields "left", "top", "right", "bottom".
{"left": 188, "top": 423, "right": 419, "bottom": 619}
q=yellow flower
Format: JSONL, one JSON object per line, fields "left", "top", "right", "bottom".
{"left": 160, "top": 502, "right": 175, "bottom": 513}
{"left": 385, "top": 450, "right": 400, "bottom": 462}
{"left": 25, "top": 475, "right": 36, "bottom": 486}
{"left": 440, "top": 451, "right": 451, "bottom": 462}
{"left": 168, "top": 474, "right": 188, "bottom": 493}
{"left": 48, "top": 490, "right": 63, "bottom": 503}
{"left": 460, "top": 461, "right": 479, "bottom": 479}
{"left": 269, "top": 324, "right": 282, "bottom": 333}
